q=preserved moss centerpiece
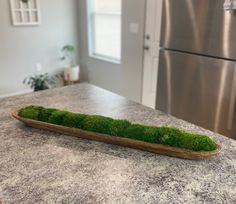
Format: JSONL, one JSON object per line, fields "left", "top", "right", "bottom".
{"left": 16, "top": 105, "right": 218, "bottom": 154}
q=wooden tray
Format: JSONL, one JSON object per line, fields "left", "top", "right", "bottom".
{"left": 12, "top": 111, "right": 222, "bottom": 160}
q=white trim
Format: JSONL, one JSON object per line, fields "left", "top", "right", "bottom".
{"left": 94, "top": 12, "right": 121, "bottom": 16}
{"left": 89, "top": 53, "right": 121, "bottom": 64}
{"left": 0, "top": 90, "right": 32, "bottom": 99}
{"left": 87, "top": 0, "right": 93, "bottom": 58}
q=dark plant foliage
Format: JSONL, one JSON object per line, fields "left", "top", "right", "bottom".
{"left": 23, "top": 73, "right": 61, "bottom": 92}
{"left": 18, "top": 106, "right": 217, "bottom": 151}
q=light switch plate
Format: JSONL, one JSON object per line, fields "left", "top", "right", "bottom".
{"left": 35, "top": 63, "right": 42, "bottom": 72}
{"left": 129, "top": 23, "right": 139, "bottom": 33}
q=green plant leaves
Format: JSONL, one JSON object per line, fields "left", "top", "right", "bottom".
{"left": 23, "top": 73, "right": 59, "bottom": 92}
{"left": 61, "top": 44, "right": 75, "bottom": 64}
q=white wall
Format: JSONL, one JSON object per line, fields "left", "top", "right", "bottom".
{"left": 77, "top": 0, "right": 146, "bottom": 102}
{"left": 0, "top": 0, "right": 79, "bottom": 96}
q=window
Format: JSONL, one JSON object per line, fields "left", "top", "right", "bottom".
{"left": 87, "top": 0, "right": 122, "bottom": 63}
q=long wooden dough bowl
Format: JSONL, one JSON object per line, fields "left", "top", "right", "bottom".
{"left": 12, "top": 111, "right": 222, "bottom": 160}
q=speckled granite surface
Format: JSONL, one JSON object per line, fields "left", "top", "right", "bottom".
{"left": 0, "top": 83, "right": 236, "bottom": 204}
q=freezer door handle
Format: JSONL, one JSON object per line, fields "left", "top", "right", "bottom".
{"left": 227, "top": 65, "right": 236, "bottom": 130}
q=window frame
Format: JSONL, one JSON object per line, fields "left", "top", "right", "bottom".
{"left": 87, "top": 0, "right": 122, "bottom": 64}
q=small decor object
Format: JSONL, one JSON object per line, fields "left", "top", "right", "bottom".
{"left": 61, "top": 44, "right": 80, "bottom": 84}
{"left": 23, "top": 73, "right": 58, "bottom": 92}
{"left": 10, "top": 0, "right": 41, "bottom": 26}
{"left": 13, "top": 106, "right": 222, "bottom": 160}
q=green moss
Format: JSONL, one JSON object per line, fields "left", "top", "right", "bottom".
{"left": 62, "top": 112, "right": 86, "bottom": 128}
{"left": 18, "top": 106, "right": 57, "bottom": 122}
{"left": 143, "top": 126, "right": 161, "bottom": 143}
{"left": 18, "top": 106, "right": 217, "bottom": 152}
{"left": 82, "top": 115, "right": 114, "bottom": 134}
{"left": 48, "top": 110, "right": 69, "bottom": 125}
{"left": 123, "top": 124, "right": 159, "bottom": 143}
{"left": 123, "top": 124, "right": 146, "bottom": 140}
{"left": 18, "top": 105, "right": 40, "bottom": 120}
{"left": 185, "top": 133, "right": 216, "bottom": 151}
{"left": 38, "top": 108, "right": 57, "bottom": 122}
{"left": 109, "top": 119, "right": 131, "bottom": 136}
{"left": 155, "top": 127, "right": 216, "bottom": 151}
{"left": 157, "top": 127, "right": 183, "bottom": 147}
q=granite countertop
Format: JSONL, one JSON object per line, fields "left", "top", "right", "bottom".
{"left": 0, "top": 83, "right": 236, "bottom": 204}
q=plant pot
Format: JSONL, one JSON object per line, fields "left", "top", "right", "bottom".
{"left": 64, "top": 65, "right": 80, "bottom": 82}
{"left": 34, "top": 87, "right": 49, "bottom": 92}
{"left": 34, "top": 84, "right": 49, "bottom": 92}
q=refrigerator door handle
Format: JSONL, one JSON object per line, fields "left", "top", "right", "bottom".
{"left": 227, "top": 64, "right": 236, "bottom": 130}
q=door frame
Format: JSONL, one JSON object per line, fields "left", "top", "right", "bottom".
{"left": 141, "top": 0, "right": 163, "bottom": 108}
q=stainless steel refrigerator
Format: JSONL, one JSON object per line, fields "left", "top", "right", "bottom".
{"left": 156, "top": 0, "right": 236, "bottom": 139}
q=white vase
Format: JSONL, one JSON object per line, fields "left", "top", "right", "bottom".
{"left": 64, "top": 67, "right": 70, "bottom": 81}
{"left": 64, "top": 65, "right": 80, "bottom": 82}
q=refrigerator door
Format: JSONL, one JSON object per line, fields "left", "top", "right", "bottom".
{"left": 156, "top": 50, "right": 236, "bottom": 138}
{"left": 160, "top": 0, "right": 236, "bottom": 59}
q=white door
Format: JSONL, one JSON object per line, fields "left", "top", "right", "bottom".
{"left": 142, "top": 0, "right": 163, "bottom": 108}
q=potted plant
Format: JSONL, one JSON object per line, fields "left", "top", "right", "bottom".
{"left": 61, "top": 44, "right": 80, "bottom": 82}
{"left": 23, "top": 73, "right": 58, "bottom": 92}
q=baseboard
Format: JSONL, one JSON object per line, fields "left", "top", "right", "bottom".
{"left": 0, "top": 89, "right": 32, "bottom": 99}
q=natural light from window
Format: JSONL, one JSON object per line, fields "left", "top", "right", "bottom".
{"left": 87, "top": 0, "right": 121, "bottom": 63}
